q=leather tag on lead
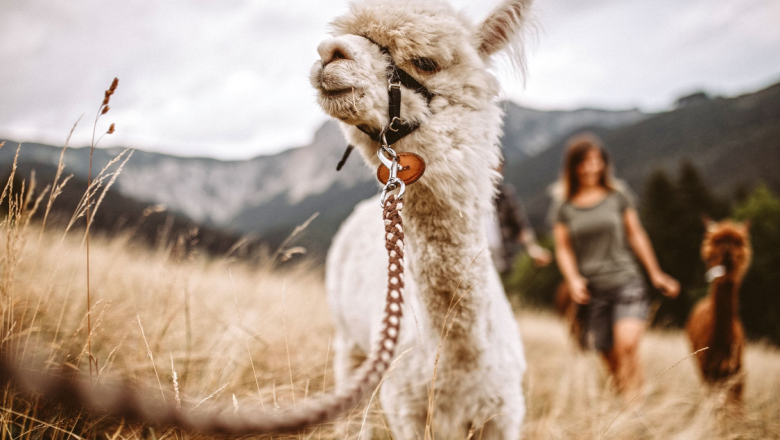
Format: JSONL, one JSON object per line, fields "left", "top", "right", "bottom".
{"left": 377, "top": 152, "right": 426, "bottom": 185}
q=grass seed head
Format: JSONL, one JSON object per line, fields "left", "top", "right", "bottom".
{"left": 103, "top": 78, "right": 119, "bottom": 106}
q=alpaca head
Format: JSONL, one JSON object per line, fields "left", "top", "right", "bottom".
{"left": 310, "top": 0, "right": 532, "bottom": 162}
{"left": 701, "top": 219, "right": 752, "bottom": 280}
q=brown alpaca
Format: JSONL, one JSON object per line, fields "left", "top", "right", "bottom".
{"left": 686, "top": 220, "right": 752, "bottom": 403}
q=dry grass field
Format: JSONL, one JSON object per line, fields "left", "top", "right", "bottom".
{"left": 2, "top": 177, "right": 780, "bottom": 440}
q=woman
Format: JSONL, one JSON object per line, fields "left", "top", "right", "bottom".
{"left": 552, "top": 133, "right": 679, "bottom": 400}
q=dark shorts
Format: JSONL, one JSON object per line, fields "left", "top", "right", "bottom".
{"left": 586, "top": 280, "right": 649, "bottom": 353}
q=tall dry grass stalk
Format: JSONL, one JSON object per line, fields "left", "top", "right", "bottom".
{"left": 86, "top": 77, "right": 120, "bottom": 380}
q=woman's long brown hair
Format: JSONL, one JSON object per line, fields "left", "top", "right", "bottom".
{"left": 561, "top": 133, "right": 616, "bottom": 200}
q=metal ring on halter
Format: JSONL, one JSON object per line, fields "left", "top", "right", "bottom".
{"left": 381, "top": 177, "right": 406, "bottom": 206}
{"left": 388, "top": 116, "right": 403, "bottom": 132}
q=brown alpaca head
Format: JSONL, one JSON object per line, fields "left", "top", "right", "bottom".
{"left": 701, "top": 219, "right": 752, "bottom": 281}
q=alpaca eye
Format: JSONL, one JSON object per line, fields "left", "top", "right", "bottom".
{"left": 412, "top": 57, "right": 438, "bottom": 73}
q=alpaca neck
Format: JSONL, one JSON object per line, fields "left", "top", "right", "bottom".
{"left": 710, "top": 274, "right": 740, "bottom": 348}
{"left": 347, "top": 90, "right": 504, "bottom": 364}
{"left": 402, "top": 155, "right": 495, "bottom": 365}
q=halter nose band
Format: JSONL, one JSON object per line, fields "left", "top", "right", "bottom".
{"left": 352, "top": 35, "right": 436, "bottom": 143}
{"left": 359, "top": 36, "right": 435, "bottom": 104}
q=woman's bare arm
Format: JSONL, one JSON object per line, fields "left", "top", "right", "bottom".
{"left": 623, "top": 208, "right": 680, "bottom": 297}
{"left": 553, "top": 222, "right": 590, "bottom": 304}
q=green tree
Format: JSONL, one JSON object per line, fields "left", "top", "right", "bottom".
{"left": 733, "top": 185, "right": 780, "bottom": 343}
{"left": 674, "top": 162, "right": 729, "bottom": 291}
{"left": 640, "top": 162, "right": 729, "bottom": 327}
{"left": 674, "top": 162, "right": 712, "bottom": 296}
{"left": 642, "top": 169, "right": 691, "bottom": 325}
{"left": 643, "top": 169, "right": 682, "bottom": 275}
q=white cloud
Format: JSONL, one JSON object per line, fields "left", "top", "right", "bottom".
{"left": 1, "top": 0, "right": 778, "bottom": 159}
{"left": 502, "top": 0, "right": 780, "bottom": 110}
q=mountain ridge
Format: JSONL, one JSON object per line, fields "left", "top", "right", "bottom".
{"left": 1, "top": 102, "right": 645, "bottom": 251}
{"left": 505, "top": 82, "right": 780, "bottom": 227}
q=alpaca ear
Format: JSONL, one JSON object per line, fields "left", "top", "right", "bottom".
{"left": 701, "top": 215, "right": 716, "bottom": 231}
{"left": 476, "top": 0, "right": 533, "bottom": 57}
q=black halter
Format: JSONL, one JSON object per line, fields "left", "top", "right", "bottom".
{"left": 335, "top": 37, "right": 435, "bottom": 171}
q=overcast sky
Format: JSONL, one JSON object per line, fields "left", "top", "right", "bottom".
{"left": 1, "top": 0, "right": 779, "bottom": 159}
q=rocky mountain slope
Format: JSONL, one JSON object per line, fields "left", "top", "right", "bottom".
{"left": 0, "top": 102, "right": 644, "bottom": 252}
{"left": 6, "top": 77, "right": 778, "bottom": 255}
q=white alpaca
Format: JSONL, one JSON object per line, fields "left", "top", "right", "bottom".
{"left": 310, "top": 0, "right": 531, "bottom": 438}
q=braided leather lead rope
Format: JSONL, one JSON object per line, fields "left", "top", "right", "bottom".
{"left": 0, "top": 195, "right": 405, "bottom": 435}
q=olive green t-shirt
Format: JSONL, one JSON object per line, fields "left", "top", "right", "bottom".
{"left": 554, "top": 189, "right": 642, "bottom": 291}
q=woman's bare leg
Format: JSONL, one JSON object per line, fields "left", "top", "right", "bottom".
{"left": 612, "top": 318, "right": 646, "bottom": 401}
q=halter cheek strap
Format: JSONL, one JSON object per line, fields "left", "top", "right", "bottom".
{"left": 335, "top": 38, "right": 435, "bottom": 171}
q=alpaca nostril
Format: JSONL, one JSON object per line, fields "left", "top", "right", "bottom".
{"left": 318, "top": 39, "right": 354, "bottom": 67}
{"left": 323, "top": 47, "right": 352, "bottom": 67}
{"left": 332, "top": 49, "right": 347, "bottom": 61}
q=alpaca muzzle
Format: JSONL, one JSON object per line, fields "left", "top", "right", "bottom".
{"left": 706, "top": 265, "right": 727, "bottom": 282}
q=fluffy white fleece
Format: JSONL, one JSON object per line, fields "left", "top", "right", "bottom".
{"left": 310, "top": 1, "right": 533, "bottom": 438}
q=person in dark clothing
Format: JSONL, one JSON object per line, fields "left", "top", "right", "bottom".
{"left": 488, "top": 170, "right": 551, "bottom": 274}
